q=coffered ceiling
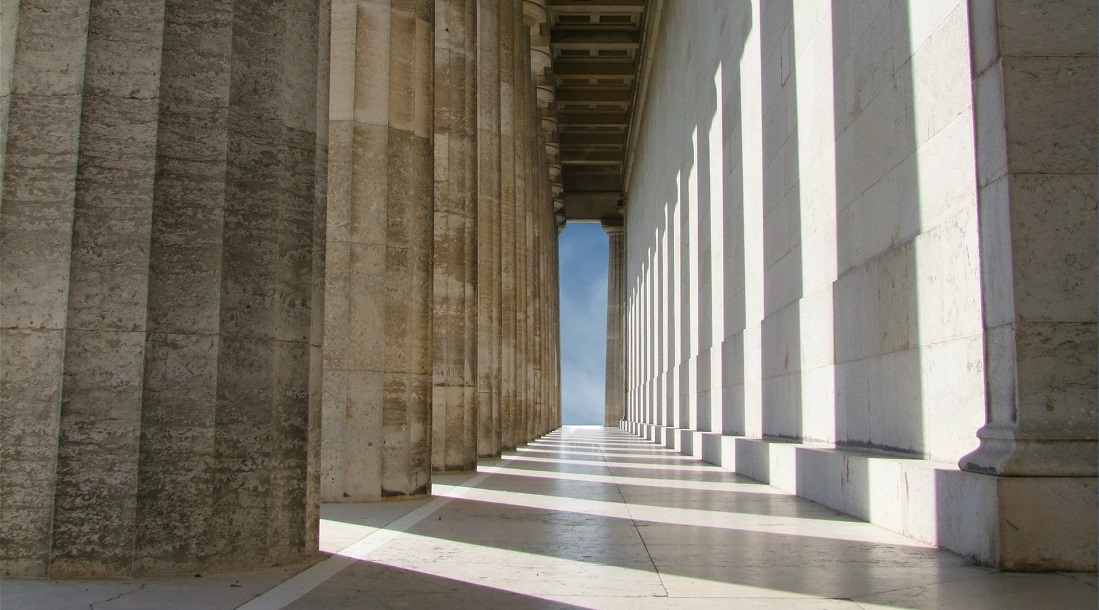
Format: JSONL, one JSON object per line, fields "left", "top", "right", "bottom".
{"left": 547, "top": 0, "right": 648, "bottom": 221}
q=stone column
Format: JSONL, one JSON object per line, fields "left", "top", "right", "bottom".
{"left": 523, "top": 85, "right": 537, "bottom": 444}
{"left": 0, "top": 0, "right": 18, "bottom": 200}
{"left": 498, "top": 0, "right": 518, "bottom": 452}
{"left": 475, "top": 0, "right": 502, "bottom": 458}
{"left": 1, "top": 0, "right": 91, "bottom": 577}
{"left": 960, "top": 0, "right": 1098, "bottom": 477}
{"left": 322, "top": 0, "right": 434, "bottom": 500}
{"left": 542, "top": 162, "right": 558, "bottom": 435}
{"left": 512, "top": 4, "right": 530, "bottom": 446}
{"left": 1, "top": 0, "right": 328, "bottom": 577}
{"left": 603, "top": 219, "right": 627, "bottom": 426}
{"left": 432, "top": 0, "right": 478, "bottom": 473}
{"left": 532, "top": 134, "right": 546, "bottom": 437}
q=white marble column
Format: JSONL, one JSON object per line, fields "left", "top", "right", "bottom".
{"left": 960, "top": 0, "right": 1098, "bottom": 477}
{"left": 322, "top": 0, "right": 434, "bottom": 500}
{"left": 603, "top": 219, "right": 626, "bottom": 427}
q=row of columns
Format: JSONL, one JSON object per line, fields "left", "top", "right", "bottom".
{"left": 319, "top": 0, "right": 561, "bottom": 501}
{"left": 1, "top": 0, "right": 560, "bottom": 578}
{"left": 1, "top": 0, "right": 331, "bottom": 577}
{"left": 611, "top": 0, "right": 1097, "bottom": 480}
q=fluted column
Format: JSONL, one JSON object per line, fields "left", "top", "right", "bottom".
{"left": 532, "top": 128, "right": 545, "bottom": 438}
{"left": 512, "top": 3, "right": 530, "bottom": 446}
{"left": 431, "top": 0, "right": 478, "bottom": 472}
{"left": 475, "top": 0, "right": 502, "bottom": 458}
{"left": 498, "top": 0, "right": 518, "bottom": 451}
{"left": 322, "top": 0, "right": 434, "bottom": 500}
{"left": 2, "top": 0, "right": 329, "bottom": 577}
{"left": 1, "top": 0, "right": 91, "bottom": 577}
{"left": 603, "top": 219, "right": 626, "bottom": 427}
{"left": 960, "top": 0, "right": 1098, "bottom": 477}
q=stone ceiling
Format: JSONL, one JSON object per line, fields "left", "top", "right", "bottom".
{"left": 546, "top": 0, "right": 649, "bottom": 222}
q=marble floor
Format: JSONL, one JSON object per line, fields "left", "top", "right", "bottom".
{"left": 4, "top": 426, "right": 1096, "bottom": 609}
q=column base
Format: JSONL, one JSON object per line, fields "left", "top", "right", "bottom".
{"left": 959, "top": 424, "right": 1098, "bottom": 476}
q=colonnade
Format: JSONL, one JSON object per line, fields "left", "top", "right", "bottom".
{"left": 611, "top": 0, "right": 1097, "bottom": 570}
{"left": 316, "top": 0, "right": 562, "bottom": 499}
{"left": 1, "top": 0, "right": 560, "bottom": 578}
{"left": 1, "top": 0, "right": 331, "bottom": 577}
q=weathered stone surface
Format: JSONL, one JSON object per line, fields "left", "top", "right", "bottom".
{"left": 1, "top": 0, "right": 327, "bottom": 578}
{"left": 321, "top": 0, "right": 434, "bottom": 501}
{"left": 431, "top": 0, "right": 479, "bottom": 472}
{"left": 961, "top": 0, "right": 1098, "bottom": 478}
{"left": 476, "top": 0, "right": 502, "bottom": 459}
{"left": 603, "top": 220, "right": 625, "bottom": 427}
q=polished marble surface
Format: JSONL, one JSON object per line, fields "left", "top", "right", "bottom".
{"left": 4, "top": 426, "right": 1095, "bottom": 609}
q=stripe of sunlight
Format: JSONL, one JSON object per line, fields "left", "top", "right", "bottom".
{"left": 489, "top": 464, "right": 790, "bottom": 495}
{"left": 530, "top": 438, "right": 664, "bottom": 447}
{"left": 516, "top": 446, "right": 690, "bottom": 461}
{"left": 515, "top": 446, "right": 700, "bottom": 461}
{"left": 453, "top": 482, "right": 930, "bottom": 547}
{"left": 336, "top": 532, "right": 679, "bottom": 602}
{"left": 524, "top": 444, "right": 678, "bottom": 454}
{"left": 522, "top": 443, "right": 691, "bottom": 454}
{"left": 525, "top": 439, "right": 678, "bottom": 449}
{"left": 530, "top": 436, "right": 673, "bottom": 444}
{"left": 501, "top": 453, "right": 721, "bottom": 472}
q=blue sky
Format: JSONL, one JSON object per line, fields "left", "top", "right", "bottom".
{"left": 558, "top": 222, "right": 608, "bottom": 425}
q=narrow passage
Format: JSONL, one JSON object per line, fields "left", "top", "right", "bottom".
{"left": 5, "top": 428, "right": 1094, "bottom": 609}
{"left": 281, "top": 427, "right": 1094, "bottom": 609}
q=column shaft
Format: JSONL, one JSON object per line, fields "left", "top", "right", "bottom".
{"left": 498, "top": 0, "right": 518, "bottom": 451}
{"left": 603, "top": 221, "right": 626, "bottom": 426}
{"left": 2, "top": 0, "right": 328, "bottom": 577}
{"left": 960, "top": 0, "right": 1098, "bottom": 476}
{"left": 512, "top": 3, "right": 529, "bottom": 446}
{"left": 475, "top": 0, "right": 502, "bottom": 458}
{"left": 432, "top": 0, "right": 478, "bottom": 472}
{"left": 1, "top": 0, "right": 92, "bottom": 577}
{"left": 322, "top": 0, "right": 434, "bottom": 500}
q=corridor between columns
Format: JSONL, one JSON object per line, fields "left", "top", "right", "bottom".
{"left": 7, "top": 427, "right": 1095, "bottom": 609}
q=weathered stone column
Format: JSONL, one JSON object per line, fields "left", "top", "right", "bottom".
{"left": 0, "top": 0, "right": 18, "bottom": 199}
{"left": 543, "top": 161, "right": 559, "bottom": 435}
{"left": 322, "top": 0, "right": 434, "bottom": 500}
{"left": 555, "top": 222, "right": 563, "bottom": 429}
{"left": 512, "top": 3, "right": 531, "bottom": 446}
{"left": 1, "top": 0, "right": 91, "bottom": 577}
{"left": 532, "top": 132, "right": 546, "bottom": 437}
{"left": 523, "top": 87, "right": 537, "bottom": 444}
{"left": 960, "top": 0, "right": 1098, "bottom": 478}
{"left": 955, "top": 0, "right": 1097, "bottom": 571}
{"left": 603, "top": 219, "right": 626, "bottom": 427}
{"left": 1, "top": 0, "right": 329, "bottom": 577}
{"left": 498, "top": 0, "right": 519, "bottom": 452}
{"left": 476, "top": 0, "right": 502, "bottom": 458}
{"left": 432, "top": 0, "right": 478, "bottom": 472}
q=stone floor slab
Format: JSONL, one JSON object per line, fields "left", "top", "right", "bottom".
{"left": 3, "top": 426, "right": 1095, "bottom": 609}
